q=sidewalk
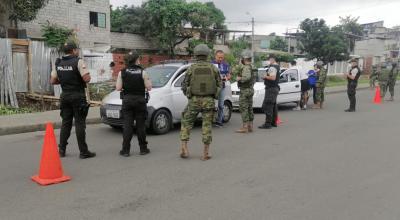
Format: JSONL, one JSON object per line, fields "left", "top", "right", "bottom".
{"left": 0, "top": 107, "right": 101, "bottom": 136}
{"left": 0, "top": 84, "right": 372, "bottom": 136}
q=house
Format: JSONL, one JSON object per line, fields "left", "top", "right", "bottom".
{"left": 354, "top": 21, "right": 400, "bottom": 72}
{"left": 1, "top": 0, "right": 111, "bottom": 51}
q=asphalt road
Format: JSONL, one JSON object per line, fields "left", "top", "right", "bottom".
{"left": 1, "top": 89, "right": 400, "bottom": 220}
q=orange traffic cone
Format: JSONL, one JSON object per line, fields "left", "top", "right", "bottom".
{"left": 31, "top": 123, "right": 71, "bottom": 186}
{"left": 276, "top": 116, "right": 283, "bottom": 125}
{"left": 373, "top": 86, "right": 382, "bottom": 104}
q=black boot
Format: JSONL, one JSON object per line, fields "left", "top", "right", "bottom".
{"left": 79, "top": 151, "right": 96, "bottom": 159}
{"left": 59, "top": 146, "right": 66, "bottom": 158}
{"left": 344, "top": 109, "right": 355, "bottom": 112}
{"left": 258, "top": 123, "right": 272, "bottom": 129}
{"left": 140, "top": 147, "right": 151, "bottom": 155}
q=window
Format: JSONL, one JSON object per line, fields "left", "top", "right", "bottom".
{"left": 285, "top": 69, "right": 299, "bottom": 82}
{"left": 76, "top": 0, "right": 82, "bottom": 3}
{"left": 279, "top": 74, "right": 289, "bottom": 83}
{"left": 174, "top": 74, "right": 186, "bottom": 87}
{"left": 90, "top": 12, "right": 106, "bottom": 28}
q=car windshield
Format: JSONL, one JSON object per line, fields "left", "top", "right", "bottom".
{"left": 145, "top": 66, "right": 179, "bottom": 88}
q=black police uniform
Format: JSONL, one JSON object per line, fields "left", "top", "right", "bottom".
{"left": 347, "top": 66, "right": 361, "bottom": 111}
{"left": 56, "top": 55, "right": 92, "bottom": 157}
{"left": 261, "top": 64, "right": 280, "bottom": 128}
{"left": 121, "top": 65, "right": 149, "bottom": 155}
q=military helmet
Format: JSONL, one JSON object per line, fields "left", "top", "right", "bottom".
{"left": 194, "top": 44, "right": 211, "bottom": 56}
{"left": 241, "top": 49, "right": 252, "bottom": 59}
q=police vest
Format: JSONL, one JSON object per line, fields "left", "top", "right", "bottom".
{"left": 122, "top": 65, "right": 145, "bottom": 96}
{"left": 190, "top": 62, "right": 217, "bottom": 96}
{"left": 56, "top": 56, "right": 86, "bottom": 93}
{"left": 348, "top": 66, "right": 361, "bottom": 83}
{"left": 264, "top": 64, "right": 280, "bottom": 88}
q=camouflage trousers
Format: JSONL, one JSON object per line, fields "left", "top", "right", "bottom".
{"left": 239, "top": 88, "right": 254, "bottom": 123}
{"left": 315, "top": 85, "right": 325, "bottom": 103}
{"left": 180, "top": 96, "right": 215, "bottom": 145}
{"left": 381, "top": 78, "right": 396, "bottom": 98}
{"left": 369, "top": 74, "right": 378, "bottom": 88}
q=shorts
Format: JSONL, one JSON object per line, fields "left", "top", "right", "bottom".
{"left": 301, "top": 79, "right": 310, "bottom": 92}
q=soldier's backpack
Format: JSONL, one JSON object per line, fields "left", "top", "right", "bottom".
{"left": 190, "top": 63, "right": 217, "bottom": 96}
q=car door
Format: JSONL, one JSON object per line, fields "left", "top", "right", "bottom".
{"left": 278, "top": 69, "right": 301, "bottom": 103}
{"left": 171, "top": 72, "right": 188, "bottom": 120}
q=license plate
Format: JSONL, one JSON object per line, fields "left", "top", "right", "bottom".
{"left": 106, "top": 110, "right": 120, "bottom": 119}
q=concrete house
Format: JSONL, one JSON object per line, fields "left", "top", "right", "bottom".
{"left": 1, "top": 0, "right": 111, "bottom": 51}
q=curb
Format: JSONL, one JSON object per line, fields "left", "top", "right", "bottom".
{"left": 0, "top": 118, "right": 102, "bottom": 136}
{"left": 325, "top": 85, "right": 370, "bottom": 94}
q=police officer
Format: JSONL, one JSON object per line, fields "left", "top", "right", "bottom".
{"left": 236, "top": 50, "right": 256, "bottom": 133}
{"left": 344, "top": 58, "right": 362, "bottom": 112}
{"left": 313, "top": 61, "right": 327, "bottom": 109}
{"left": 180, "top": 44, "right": 222, "bottom": 161}
{"left": 116, "top": 53, "right": 152, "bottom": 157}
{"left": 259, "top": 54, "right": 280, "bottom": 129}
{"left": 50, "top": 41, "right": 96, "bottom": 159}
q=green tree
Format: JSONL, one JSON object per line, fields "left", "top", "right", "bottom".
{"left": 41, "top": 22, "right": 74, "bottom": 51}
{"left": 270, "top": 37, "right": 288, "bottom": 52}
{"left": 298, "top": 18, "right": 349, "bottom": 64}
{"left": 111, "top": 0, "right": 226, "bottom": 56}
{"left": 335, "top": 16, "right": 364, "bottom": 52}
{"left": 111, "top": 5, "right": 146, "bottom": 33}
{"left": 1, "top": 0, "right": 49, "bottom": 27}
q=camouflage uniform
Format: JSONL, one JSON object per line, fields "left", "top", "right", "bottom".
{"left": 180, "top": 62, "right": 222, "bottom": 145}
{"left": 387, "top": 64, "right": 399, "bottom": 99}
{"left": 315, "top": 68, "right": 328, "bottom": 104}
{"left": 379, "top": 67, "right": 390, "bottom": 98}
{"left": 369, "top": 65, "right": 380, "bottom": 88}
{"left": 238, "top": 64, "right": 255, "bottom": 123}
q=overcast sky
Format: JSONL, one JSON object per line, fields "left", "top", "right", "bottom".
{"left": 110, "top": 0, "right": 400, "bottom": 36}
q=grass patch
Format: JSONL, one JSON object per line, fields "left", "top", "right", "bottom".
{"left": 0, "top": 105, "right": 36, "bottom": 116}
{"left": 326, "top": 75, "right": 369, "bottom": 87}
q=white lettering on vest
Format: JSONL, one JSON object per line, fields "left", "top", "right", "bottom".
{"left": 57, "top": 66, "right": 73, "bottom": 71}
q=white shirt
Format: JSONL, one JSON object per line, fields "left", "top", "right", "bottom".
{"left": 291, "top": 66, "right": 308, "bottom": 80}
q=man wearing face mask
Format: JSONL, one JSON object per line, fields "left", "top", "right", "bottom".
{"left": 212, "top": 50, "right": 231, "bottom": 127}
{"left": 344, "top": 58, "right": 362, "bottom": 112}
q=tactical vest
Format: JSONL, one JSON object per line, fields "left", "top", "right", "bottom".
{"left": 122, "top": 65, "right": 145, "bottom": 96}
{"left": 240, "top": 64, "right": 257, "bottom": 89}
{"left": 348, "top": 66, "right": 361, "bottom": 83}
{"left": 190, "top": 62, "right": 217, "bottom": 96}
{"left": 56, "top": 56, "right": 86, "bottom": 93}
{"left": 264, "top": 64, "right": 280, "bottom": 88}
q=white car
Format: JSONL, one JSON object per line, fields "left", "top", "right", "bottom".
{"left": 231, "top": 68, "right": 301, "bottom": 109}
{"left": 100, "top": 61, "right": 233, "bottom": 134}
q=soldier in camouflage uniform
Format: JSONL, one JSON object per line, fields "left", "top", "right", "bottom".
{"left": 379, "top": 63, "right": 390, "bottom": 100}
{"left": 386, "top": 62, "right": 399, "bottom": 101}
{"left": 369, "top": 65, "right": 380, "bottom": 89}
{"left": 236, "top": 50, "right": 256, "bottom": 133}
{"left": 180, "top": 44, "right": 222, "bottom": 161}
{"left": 313, "top": 61, "right": 327, "bottom": 109}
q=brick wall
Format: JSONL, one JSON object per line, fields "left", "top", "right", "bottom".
{"left": 18, "top": 0, "right": 111, "bottom": 49}
{"left": 111, "top": 53, "right": 191, "bottom": 77}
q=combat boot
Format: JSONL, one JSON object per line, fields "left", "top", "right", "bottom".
{"left": 180, "top": 141, "right": 189, "bottom": 159}
{"left": 248, "top": 121, "right": 254, "bottom": 133}
{"left": 201, "top": 144, "right": 212, "bottom": 161}
{"left": 235, "top": 123, "right": 249, "bottom": 133}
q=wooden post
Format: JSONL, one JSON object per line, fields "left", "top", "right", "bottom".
{"left": 27, "top": 40, "right": 32, "bottom": 93}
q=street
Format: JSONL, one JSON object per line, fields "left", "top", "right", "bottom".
{"left": 1, "top": 89, "right": 400, "bottom": 220}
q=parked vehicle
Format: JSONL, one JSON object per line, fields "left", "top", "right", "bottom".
{"left": 100, "top": 61, "right": 233, "bottom": 135}
{"left": 231, "top": 67, "right": 301, "bottom": 109}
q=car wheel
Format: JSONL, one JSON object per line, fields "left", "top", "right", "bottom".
{"left": 151, "top": 109, "right": 172, "bottom": 135}
{"left": 223, "top": 101, "right": 233, "bottom": 123}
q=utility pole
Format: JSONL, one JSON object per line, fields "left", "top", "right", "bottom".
{"left": 251, "top": 17, "right": 255, "bottom": 63}
{"left": 287, "top": 28, "right": 291, "bottom": 53}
